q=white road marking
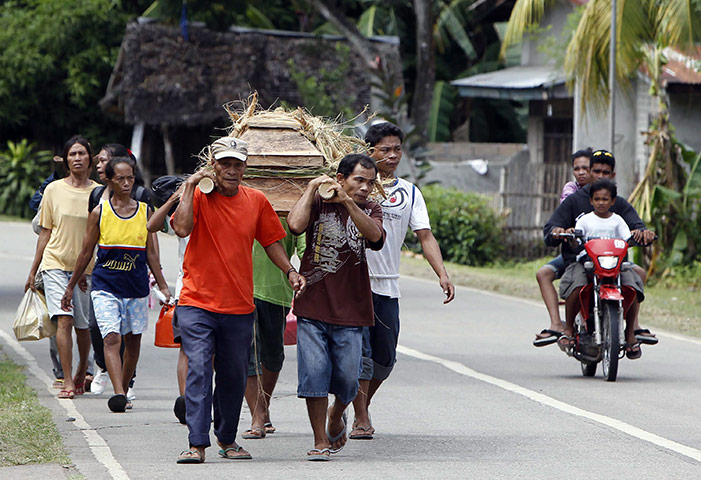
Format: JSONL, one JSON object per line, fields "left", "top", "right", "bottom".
{"left": 0, "top": 329, "right": 130, "bottom": 480}
{"left": 398, "top": 344, "right": 701, "bottom": 463}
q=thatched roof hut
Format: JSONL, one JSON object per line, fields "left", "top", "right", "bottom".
{"left": 101, "top": 21, "right": 403, "bottom": 126}
{"left": 100, "top": 21, "right": 401, "bottom": 181}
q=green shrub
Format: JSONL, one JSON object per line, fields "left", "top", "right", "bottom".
{"left": 0, "top": 140, "right": 53, "bottom": 219}
{"left": 404, "top": 184, "right": 504, "bottom": 266}
{"left": 650, "top": 261, "right": 701, "bottom": 289}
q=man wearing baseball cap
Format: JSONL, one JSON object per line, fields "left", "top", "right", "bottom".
{"left": 171, "top": 136, "right": 306, "bottom": 464}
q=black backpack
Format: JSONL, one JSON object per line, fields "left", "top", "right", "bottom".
{"left": 88, "top": 184, "right": 151, "bottom": 213}
{"left": 150, "top": 175, "right": 185, "bottom": 216}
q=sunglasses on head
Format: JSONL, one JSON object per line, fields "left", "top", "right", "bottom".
{"left": 592, "top": 150, "right": 613, "bottom": 158}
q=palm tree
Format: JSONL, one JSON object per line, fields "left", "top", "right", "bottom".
{"left": 500, "top": 0, "right": 701, "bottom": 271}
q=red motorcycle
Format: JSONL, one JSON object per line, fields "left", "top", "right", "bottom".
{"left": 559, "top": 231, "right": 652, "bottom": 382}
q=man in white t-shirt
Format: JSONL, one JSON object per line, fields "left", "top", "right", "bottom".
{"left": 349, "top": 122, "right": 455, "bottom": 439}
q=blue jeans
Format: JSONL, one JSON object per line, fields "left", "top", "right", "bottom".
{"left": 177, "top": 305, "right": 254, "bottom": 448}
{"left": 360, "top": 293, "right": 400, "bottom": 381}
{"left": 296, "top": 317, "right": 363, "bottom": 405}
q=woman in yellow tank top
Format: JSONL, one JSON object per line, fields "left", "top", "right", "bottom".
{"left": 63, "top": 157, "right": 172, "bottom": 412}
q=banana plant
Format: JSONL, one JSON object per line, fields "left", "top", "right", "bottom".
{"left": 427, "top": 80, "right": 456, "bottom": 142}
{"left": 0, "top": 140, "right": 53, "bottom": 219}
{"left": 641, "top": 146, "right": 701, "bottom": 268}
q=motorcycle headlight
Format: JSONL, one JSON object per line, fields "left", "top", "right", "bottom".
{"left": 597, "top": 255, "right": 619, "bottom": 270}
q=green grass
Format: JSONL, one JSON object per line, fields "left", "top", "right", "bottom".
{"left": 0, "top": 214, "right": 29, "bottom": 222}
{"left": 0, "top": 349, "right": 69, "bottom": 467}
{"left": 400, "top": 253, "right": 701, "bottom": 338}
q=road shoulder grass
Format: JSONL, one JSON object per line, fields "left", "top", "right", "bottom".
{"left": 400, "top": 252, "right": 701, "bottom": 338}
{"left": 0, "top": 348, "right": 69, "bottom": 467}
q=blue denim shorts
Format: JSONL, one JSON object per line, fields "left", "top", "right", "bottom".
{"left": 296, "top": 317, "right": 363, "bottom": 405}
{"left": 543, "top": 254, "right": 566, "bottom": 279}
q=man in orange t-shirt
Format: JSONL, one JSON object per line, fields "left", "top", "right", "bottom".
{"left": 171, "top": 137, "right": 306, "bottom": 464}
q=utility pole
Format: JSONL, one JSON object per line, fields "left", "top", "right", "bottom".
{"left": 609, "top": 0, "right": 617, "bottom": 153}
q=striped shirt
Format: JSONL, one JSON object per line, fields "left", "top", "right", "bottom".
{"left": 92, "top": 200, "right": 149, "bottom": 298}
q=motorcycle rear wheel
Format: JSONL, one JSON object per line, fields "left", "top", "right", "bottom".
{"left": 602, "top": 301, "right": 621, "bottom": 382}
{"left": 581, "top": 362, "right": 597, "bottom": 377}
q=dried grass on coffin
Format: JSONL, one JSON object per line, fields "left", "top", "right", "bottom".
{"left": 195, "top": 93, "right": 385, "bottom": 198}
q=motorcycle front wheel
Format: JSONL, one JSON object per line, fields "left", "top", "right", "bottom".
{"left": 602, "top": 301, "right": 621, "bottom": 382}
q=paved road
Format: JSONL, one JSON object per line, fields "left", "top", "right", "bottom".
{"left": 1, "top": 221, "right": 700, "bottom": 479}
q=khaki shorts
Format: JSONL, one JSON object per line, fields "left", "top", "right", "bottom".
{"left": 559, "top": 262, "right": 644, "bottom": 302}
{"left": 42, "top": 269, "right": 91, "bottom": 329}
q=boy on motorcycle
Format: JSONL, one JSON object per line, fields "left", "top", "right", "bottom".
{"left": 557, "top": 178, "right": 643, "bottom": 358}
{"left": 540, "top": 150, "right": 657, "bottom": 350}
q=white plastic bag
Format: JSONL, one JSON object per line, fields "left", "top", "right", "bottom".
{"left": 12, "top": 289, "right": 55, "bottom": 341}
{"left": 31, "top": 202, "right": 43, "bottom": 235}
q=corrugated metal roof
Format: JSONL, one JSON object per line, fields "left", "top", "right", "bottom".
{"left": 662, "top": 47, "right": 701, "bottom": 85}
{"left": 451, "top": 65, "right": 568, "bottom": 100}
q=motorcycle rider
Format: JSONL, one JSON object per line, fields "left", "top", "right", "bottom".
{"left": 542, "top": 150, "right": 657, "bottom": 353}
{"left": 534, "top": 148, "right": 592, "bottom": 347}
{"left": 558, "top": 178, "right": 642, "bottom": 358}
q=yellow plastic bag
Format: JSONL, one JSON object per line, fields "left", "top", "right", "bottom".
{"left": 12, "top": 289, "right": 55, "bottom": 341}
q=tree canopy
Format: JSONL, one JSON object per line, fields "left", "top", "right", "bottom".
{"left": 0, "top": 0, "right": 134, "bottom": 148}
{"left": 0, "top": 0, "right": 524, "bottom": 149}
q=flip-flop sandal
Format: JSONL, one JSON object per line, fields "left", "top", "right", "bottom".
{"left": 348, "top": 427, "right": 373, "bottom": 440}
{"left": 326, "top": 412, "right": 347, "bottom": 454}
{"left": 264, "top": 422, "right": 276, "bottom": 434}
{"left": 625, "top": 343, "right": 643, "bottom": 360}
{"left": 242, "top": 428, "right": 265, "bottom": 439}
{"left": 74, "top": 383, "right": 85, "bottom": 395}
{"left": 557, "top": 335, "right": 574, "bottom": 352}
{"left": 58, "top": 389, "right": 74, "bottom": 399}
{"left": 176, "top": 449, "right": 204, "bottom": 464}
{"left": 108, "top": 394, "right": 128, "bottom": 413}
{"left": 533, "top": 329, "right": 563, "bottom": 347}
{"left": 349, "top": 426, "right": 374, "bottom": 440}
{"left": 53, "top": 379, "right": 65, "bottom": 389}
{"left": 218, "top": 446, "right": 252, "bottom": 460}
{"left": 634, "top": 329, "right": 658, "bottom": 345}
{"left": 306, "top": 448, "right": 330, "bottom": 461}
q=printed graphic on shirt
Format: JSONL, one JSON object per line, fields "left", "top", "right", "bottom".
{"left": 307, "top": 209, "right": 369, "bottom": 285}
{"left": 379, "top": 183, "right": 409, "bottom": 221}
{"left": 383, "top": 185, "right": 409, "bottom": 209}
{"left": 102, "top": 252, "right": 141, "bottom": 272}
{"left": 92, "top": 201, "right": 149, "bottom": 298}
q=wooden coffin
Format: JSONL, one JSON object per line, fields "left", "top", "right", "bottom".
{"left": 239, "top": 125, "right": 326, "bottom": 213}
